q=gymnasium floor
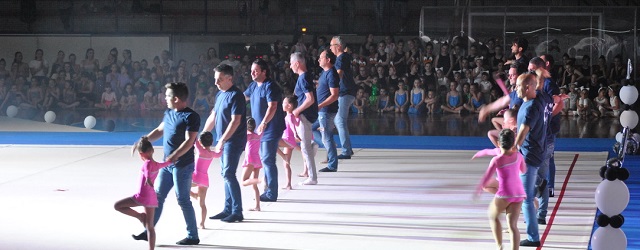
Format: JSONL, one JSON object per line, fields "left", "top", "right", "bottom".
{"left": 0, "top": 116, "right": 620, "bottom": 250}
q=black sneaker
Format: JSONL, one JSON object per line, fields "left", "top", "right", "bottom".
{"left": 176, "top": 237, "right": 200, "bottom": 245}
{"left": 538, "top": 218, "right": 546, "bottom": 225}
{"left": 221, "top": 214, "right": 244, "bottom": 223}
{"left": 209, "top": 211, "right": 229, "bottom": 220}
{"left": 319, "top": 167, "right": 337, "bottom": 172}
{"left": 520, "top": 239, "right": 541, "bottom": 247}
{"left": 337, "top": 154, "right": 351, "bottom": 159}
{"left": 132, "top": 232, "right": 147, "bottom": 241}
{"left": 259, "top": 194, "right": 277, "bottom": 202}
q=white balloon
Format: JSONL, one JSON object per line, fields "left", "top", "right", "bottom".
{"left": 615, "top": 132, "right": 623, "bottom": 143}
{"left": 591, "top": 226, "right": 627, "bottom": 250}
{"left": 44, "top": 111, "right": 56, "bottom": 123}
{"left": 6, "top": 105, "right": 18, "bottom": 118}
{"left": 595, "top": 180, "right": 630, "bottom": 215}
{"left": 620, "top": 110, "right": 639, "bottom": 129}
{"left": 84, "top": 116, "right": 97, "bottom": 129}
{"left": 619, "top": 85, "right": 638, "bottom": 105}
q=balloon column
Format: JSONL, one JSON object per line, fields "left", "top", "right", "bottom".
{"left": 591, "top": 59, "right": 635, "bottom": 250}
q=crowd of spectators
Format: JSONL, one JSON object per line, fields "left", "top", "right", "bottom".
{"left": 0, "top": 33, "right": 627, "bottom": 122}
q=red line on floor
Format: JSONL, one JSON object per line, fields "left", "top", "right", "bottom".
{"left": 538, "top": 153, "right": 580, "bottom": 249}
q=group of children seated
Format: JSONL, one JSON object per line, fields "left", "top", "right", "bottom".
{"left": 560, "top": 84, "right": 621, "bottom": 118}
{"left": 350, "top": 78, "right": 496, "bottom": 116}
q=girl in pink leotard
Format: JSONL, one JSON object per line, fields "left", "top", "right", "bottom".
{"left": 114, "top": 136, "right": 171, "bottom": 250}
{"left": 242, "top": 117, "right": 262, "bottom": 211}
{"left": 278, "top": 95, "right": 302, "bottom": 189}
{"left": 474, "top": 129, "right": 526, "bottom": 250}
{"left": 190, "top": 131, "right": 221, "bottom": 229}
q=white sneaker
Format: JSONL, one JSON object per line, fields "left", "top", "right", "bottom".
{"left": 299, "top": 179, "right": 317, "bottom": 185}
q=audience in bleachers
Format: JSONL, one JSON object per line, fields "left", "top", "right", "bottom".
{"left": 0, "top": 34, "right": 627, "bottom": 122}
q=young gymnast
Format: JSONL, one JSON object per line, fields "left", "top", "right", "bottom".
{"left": 190, "top": 131, "right": 221, "bottom": 229}
{"left": 376, "top": 88, "right": 393, "bottom": 113}
{"left": 408, "top": 79, "right": 425, "bottom": 114}
{"left": 243, "top": 117, "right": 262, "bottom": 211}
{"left": 394, "top": 82, "right": 409, "bottom": 113}
{"left": 114, "top": 136, "right": 171, "bottom": 250}
{"left": 277, "top": 95, "right": 304, "bottom": 188}
{"left": 353, "top": 88, "right": 368, "bottom": 114}
{"left": 474, "top": 129, "right": 527, "bottom": 250}
{"left": 424, "top": 90, "right": 437, "bottom": 114}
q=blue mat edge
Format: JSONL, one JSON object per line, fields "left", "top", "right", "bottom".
{"left": 0, "top": 132, "right": 615, "bottom": 152}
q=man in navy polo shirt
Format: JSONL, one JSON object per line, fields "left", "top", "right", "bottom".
{"left": 330, "top": 36, "right": 357, "bottom": 159}
{"left": 315, "top": 49, "right": 340, "bottom": 172}
{"left": 515, "top": 73, "right": 546, "bottom": 247}
{"left": 244, "top": 59, "right": 286, "bottom": 202}
{"left": 203, "top": 64, "right": 247, "bottom": 223}
{"left": 290, "top": 52, "right": 319, "bottom": 185}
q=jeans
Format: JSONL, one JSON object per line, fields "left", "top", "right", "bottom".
{"left": 154, "top": 163, "right": 199, "bottom": 239}
{"left": 296, "top": 114, "right": 317, "bottom": 181}
{"left": 220, "top": 144, "right": 243, "bottom": 215}
{"left": 260, "top": 138, "right": 279, "bottom": 200}
{"left": 547, "top": 134, "right": 557, "bottom": 191}
{"left": 314, "top": 112, "right": 338, "bottom": 170}
{"left": 521, "top": 162, "right": 541, "bottom": 242}
{"left": 335, "top": 95, "right": 355, "bottom": 156}
{"left": 537, "top": 139, "right": 554, "bottom": 220}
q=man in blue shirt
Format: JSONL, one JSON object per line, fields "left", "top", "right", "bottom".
{"left": 315, "top": 49, "right": 340, "bottom": 172}
{"left": 515, "top": 73, "right": 546, "bottom": 247}
{"left": 330, "top": 36, "right": 357, "bottom": 159}
{"left": 290, "top": 52, "right": 319, "bottom": 185}
{"left": 244, "top": 59, "right": 286, "bottom": 201}
{"left": 203, "top": 64, "right": 247, "bottom": 223}
{"left": 133, "top": 82, "right": 201, "bottom": 245}
{"left": 528, "top": 56, "right": 563, "bottom": 228}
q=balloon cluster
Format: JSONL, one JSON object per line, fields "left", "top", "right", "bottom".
{"left": 592, "top": 177, "right": 629, "bottom": 250}
{"left": 592, "top": 59, "right": 634, "bottom": 250}
{"left": 599, "top": 158, "right": 630, "bottom": 181}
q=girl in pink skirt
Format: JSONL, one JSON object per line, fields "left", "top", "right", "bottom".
{"left": 114, "top": 136, "right": 171, "bottom": 250}
{"left": 474, "top": 129, "right": 527, "bottom": 250}
{"left": 242, "top": 117, "right": 262, "bottom": 211}
{"left": 190, "top": 131, "right": 221, "bottom": 229}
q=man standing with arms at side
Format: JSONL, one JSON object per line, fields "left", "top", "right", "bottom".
{"left": 330, "top": 36, "right": 357, "bottom": 159}
{"left": 290, "top": 52, "right": 319, "bottom": 185}
{"left": 244, "top": 59, "right": 286, "bottom": 201}
{"left": 315, "top": 49, "right": 340, "bottom": 173}
{"left": 514, "top": 73, "right": 546, "bottom": 247}
{"left": 203, "top": 64, "right": 247, "bottom": 223}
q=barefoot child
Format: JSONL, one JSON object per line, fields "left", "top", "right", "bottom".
{"left": 474, "top": 129, "right": 526, "bottom": 250}
{"left": 114, "top": 136, "right": 171, "bottom": 250}
{"left": 242, "top": 117, "right": 262, "bottom": 211}
{"left": 277, "top": 95, "right": 303, "bottom": 188}
{"left": 190, "top": 131, "right": 221, "bottom": 229}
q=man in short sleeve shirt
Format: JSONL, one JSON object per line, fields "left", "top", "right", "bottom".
{"left": 244, "top": 59, "right": 286, "bottom": 201}
{"left": 290, "top": 52, "right": 319, "bottom": 185}
{"left": 202, "top": 64, "right": 247, "bottom": 222}
{"left": 315, "top": 49, "right": 340, "bottom": 172}
{"left": 330, "top": 36, "right": 357, "bottom": 159}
